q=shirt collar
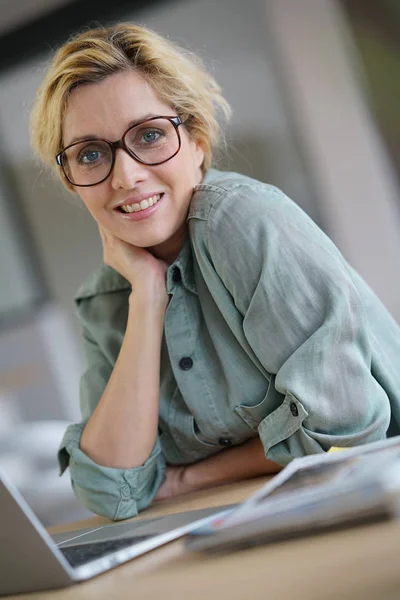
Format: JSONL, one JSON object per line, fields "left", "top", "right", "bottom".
{"left": 167, "top": 169, "right": 221, "bottom": 296}
{"left": 167, "top": 234, "right": 197, "bottom": 295}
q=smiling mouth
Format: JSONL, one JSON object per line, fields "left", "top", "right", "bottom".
{"left": 117, "top": 193, "right": 163, "bottom": 213}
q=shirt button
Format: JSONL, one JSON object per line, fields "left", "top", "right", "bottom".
{"left": 179, "top": 357, "right": 193, "bottom": 371}
{"left": 172, "top": 267, "right": 181, "bottom": 283}
{"left": 218, "top": 437, "right": 233, "bottom": 447}
{"left": 290, "top": 402, "right": 299, "bottom": 417}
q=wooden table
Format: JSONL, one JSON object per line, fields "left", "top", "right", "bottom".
{"left": 6, "top": 476, "right": 400, "bottom": 600}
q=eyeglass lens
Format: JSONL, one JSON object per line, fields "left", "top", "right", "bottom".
{"left": 61, "top": 118, "right": 180, "bottom": 186}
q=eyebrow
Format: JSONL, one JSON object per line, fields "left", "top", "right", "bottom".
{"left": 66, "top": 112, "right": 159, "bottom": 146}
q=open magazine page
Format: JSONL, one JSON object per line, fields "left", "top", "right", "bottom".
{"left": 221, "top": 435, "right": 400, "bottom": 528}
{"left": 192, "top": 435, "right": 400, "bottom": 538}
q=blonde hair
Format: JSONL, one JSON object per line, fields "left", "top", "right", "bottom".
{"left": 30, "top": 23, "right": 231, "bottom": 187}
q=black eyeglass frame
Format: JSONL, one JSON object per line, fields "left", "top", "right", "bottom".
{"left": 55, "top": 115, "right": 183, "bottom": 188}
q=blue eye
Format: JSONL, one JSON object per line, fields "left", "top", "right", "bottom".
{"left": 81, "top": 150, "right": 100, "bottom": 163}
{"left": 142, "top": 130, "right": 160, "bottom": 143}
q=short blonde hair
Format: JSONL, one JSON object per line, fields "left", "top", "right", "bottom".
{"left": 30, "top": 23, "right": 231, "bottom": 187}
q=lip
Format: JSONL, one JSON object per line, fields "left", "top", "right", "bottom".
{"left": 113, "top": 191, "right": 163, "bottom": 210}
{"left": 116, "top": 193, "right": 164, "bottom": 221}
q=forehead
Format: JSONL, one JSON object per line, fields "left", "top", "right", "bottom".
{"left": 62, "top": 70, "right": 173, "bottom": 144}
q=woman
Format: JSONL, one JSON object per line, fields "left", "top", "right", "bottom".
{"left": 31, "top": 23, "right": 400, "bottom": 520}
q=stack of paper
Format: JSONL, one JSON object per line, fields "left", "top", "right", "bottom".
{"left": 186, "top": 436, "right": 400, "bottom": 553}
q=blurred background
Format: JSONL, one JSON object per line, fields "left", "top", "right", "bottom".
{"left": 0, "top": 0, "right": 399, "bottom": 526}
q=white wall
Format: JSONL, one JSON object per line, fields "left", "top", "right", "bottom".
{"left": 264, "top": 0, "right": 400, "bottom": 321}
{"left": 0, "top": 173, "right": 42, "bottom": 315}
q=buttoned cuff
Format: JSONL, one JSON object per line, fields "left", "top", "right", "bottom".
{"left": 257, "top": 393, "right": 320, "bottom": 467}
{"left": 58, "top": 423, "right": 166, "bottom": 520}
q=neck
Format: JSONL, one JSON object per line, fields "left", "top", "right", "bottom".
{"left": 148, "top": 226, "right": 187, "bottom": 265}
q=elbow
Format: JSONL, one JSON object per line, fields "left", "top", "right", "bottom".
{"left": 67, "top": 443, "right": 167, "bottom": 520}
{"left": 72, "top": 479, "right": 139, "bottom": 521}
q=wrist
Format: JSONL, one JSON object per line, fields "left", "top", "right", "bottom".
{"left": 129, "top": 286, "right": 168, "bottom": 315}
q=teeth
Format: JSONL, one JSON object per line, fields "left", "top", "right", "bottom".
{"left": 120, "top": 194, "right": 161, "bottom": 213}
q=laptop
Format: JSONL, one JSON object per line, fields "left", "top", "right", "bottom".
{"left": 0, "top": 470, "right": 235, "bottom": 596}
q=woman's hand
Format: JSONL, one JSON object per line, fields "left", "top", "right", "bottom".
{"left": 99, "top": 226, "right": 169, "bottom": 309}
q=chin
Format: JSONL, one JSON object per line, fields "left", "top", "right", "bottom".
{"left": 123, "top": 231, "right": 171, "bottom": 249}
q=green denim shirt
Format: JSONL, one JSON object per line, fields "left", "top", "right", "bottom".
{"left": 59, "top": 168, "right": 400, "bottom": 520}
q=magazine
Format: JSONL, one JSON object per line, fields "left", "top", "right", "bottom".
{"left": 185, "top": 435, "right": 400, "bottom": 553}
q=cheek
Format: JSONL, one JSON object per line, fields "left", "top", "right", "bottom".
{"left": 175, "top": 148, "right": 203, "bottom": 182}
{"left": 78, "top": 191, "right": 104, "bottom": 219}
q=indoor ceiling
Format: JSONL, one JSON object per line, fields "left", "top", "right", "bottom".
{"left": 0, "top": 0, "right": 76, "bottom": 37}
{"left": 0, "top": 0, "right": 168, "bottom": 71}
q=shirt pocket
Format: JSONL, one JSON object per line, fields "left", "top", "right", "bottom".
{"left": 234, "top": 378, "right": 282, "bottom": 430}
{"left": 183, "top": 417, "right": 221, "bottom": 463}
{"left": 191, "top": 417, "right": 219, "bottom": 448}
{"left": 234, "top": 382, "right": 308, "bottom": 454}
{"left": 160, "top": 419, "right": 219, "bottom": 466}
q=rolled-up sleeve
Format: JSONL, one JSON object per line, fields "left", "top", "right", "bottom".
{"left": 58, "top": 291, "right": 167, "bottom": 519}
{"left": 58, "top": 423, "right": 166, "bottom": 520}
{"left": 207, "top": 183, "right": 391, "bottom": 465}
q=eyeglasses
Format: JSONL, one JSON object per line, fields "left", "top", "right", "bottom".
{"left": 56, "top": 115, "right": 183, "bottom": 187}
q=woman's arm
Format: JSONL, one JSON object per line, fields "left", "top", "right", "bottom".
{"left": 80, "top": 287, "right": 166, "bottom": 469}
{"left": 80, "top": 227, "right": 169, "bottom": 469}
{"left": 155, "top": 437, "right": 282, "bottom": 500}
{"left": 201, "top": 183, "right": 392, "bottom": 465}
{"left": 59, "top": 287, "right": 168, "bottom": 519}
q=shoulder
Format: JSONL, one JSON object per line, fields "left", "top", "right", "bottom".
{"left": 190, "top": 168, "right": 284, "bottom": 219}
{"left": 189, "top": 168, "right": 318, "bottom": 242}
{"left": 189, "top": 168, "right": 307, "bottom": 236}
{"left": 75, "top": 265, "right": 131, "bottom": 303}
{"left": 196, "top": 168, "right": 266, "bottom": 192}
{"left": 189, "top": 169, "right": 345, "bottom": 270}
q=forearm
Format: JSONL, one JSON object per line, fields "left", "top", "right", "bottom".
{"left": 183, "top": 437, "right": 282, "bottom": 492}
{"left": 80, "top": 290, "right": 165, "bottom": 469}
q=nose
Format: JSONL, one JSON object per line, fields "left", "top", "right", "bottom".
{"left": 110, "top": 148, "right": 149, "bottom": 190}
